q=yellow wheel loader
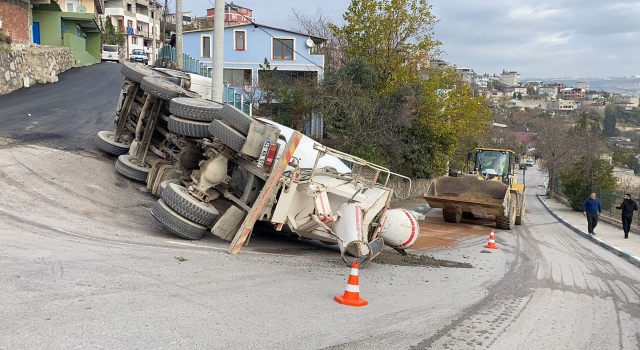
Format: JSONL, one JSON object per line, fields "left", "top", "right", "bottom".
{"left": 423, "top": 148, "right": 525, "bottom": 230}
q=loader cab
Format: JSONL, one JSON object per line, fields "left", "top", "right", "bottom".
{"left": 474, "top": 149, "right": 514, "bottom": 185}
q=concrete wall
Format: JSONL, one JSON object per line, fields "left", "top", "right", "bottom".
{"left": 0, "top": 0, "right": 30, "bottom": 44}
{"left": 32, "top": 11, "right": 63, "bottom": 46}
{"left": 0, "top": 42, "right": 75, "bottom": 95}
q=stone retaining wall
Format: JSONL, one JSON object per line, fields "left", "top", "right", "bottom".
{"left": 0, "top": 42, "right": 75, "bottom": 95}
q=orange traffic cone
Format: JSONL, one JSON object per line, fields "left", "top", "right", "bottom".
{"left": 484, "top": 229, "right": 498, "bottom": 249}
{"left": 334, "top": 261, "right": 368, "bottom": 307}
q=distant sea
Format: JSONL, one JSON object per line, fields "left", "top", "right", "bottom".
{"left": 521, "top": 77, "right": 640, "bottom": 94}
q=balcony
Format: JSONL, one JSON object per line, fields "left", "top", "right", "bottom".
{"left": 136, "top": 13, "right": 149, "bottom": 23}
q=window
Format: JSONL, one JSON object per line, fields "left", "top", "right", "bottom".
{"left": 76, "top": 25, "right": 82, "bottom": 37}
{"left": 127, "top": 3, "right": 132, "bottom": 12}
{"left": 234, "top": 31, "right": 245, "bottom": 50}
{"left": 223, "top": 69, "right": 251, "bottom": 87}
{"left": 67, "top": 3, "right": 73, "bottom": 11}
{"left": 201, "top": 35, "right": 211, "bottom": 58}
{"left": 132, "top": 37, "right": 138, "bottom": 44}
{"left": 273, "top": 38, "right": 293, "bottom": 60}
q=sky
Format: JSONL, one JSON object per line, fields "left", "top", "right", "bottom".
{"left": 184, "top": 0, "right": 640, "bottom": 78}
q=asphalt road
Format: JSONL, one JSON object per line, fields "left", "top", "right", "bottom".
{"left": 0, "top": 62, "right": 121, "bottom": 151}
{"left": 1, "top": 65, "right": 640, "bottom": 349}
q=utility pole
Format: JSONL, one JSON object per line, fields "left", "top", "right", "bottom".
{"left": 211, "top": 0, "right": 224, "bottom": 103}
{"left": 176, "top": 0, "right": 183, "bottom": 68}
{"left": 151, "top": 1, "right": 157, "bottom": 65}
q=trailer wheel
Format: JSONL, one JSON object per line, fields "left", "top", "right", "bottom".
{"left": 115, "top": 155, "right": 151, "bottom": 183}
{"left": 141, "top": 76, "right": 190, "bottom": 100}
{"left": 121, "top": 62, "right": 161, "bottom": 84}
{"left": 219, "top": 104, "right": 253, "bottom": 135}
{"left": 442, "top": 209, "right": 462, "bottom": 223}
{"left": 208, "top": 119, "right": 247, "bottom": 152}
{"left": 169, "top": 97, "right": 224, "bottom": 122}
{"left": 161, "top": 182, "right": 219, "bottom": 226}
{"left": 151, "top": 199, "right": 208, "bottom": 240}
{"left": 167, "top": 115, "right": 211, "bottom": 138}
{"left": 95, "top": 131, "right": 130, "bottom": 155}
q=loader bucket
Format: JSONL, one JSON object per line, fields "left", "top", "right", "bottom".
{"left": 423, "top": 175, "right": 509, "bottom": 217}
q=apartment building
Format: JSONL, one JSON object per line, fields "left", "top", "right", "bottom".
{"left": 206, "top": 3, "right": 253, "bottom": 24}
{"left": 499, "top": 70, "right": 520, "bottom": 86}
{"left": 560, "top": 87, "right": 585, "bottom": 100}
{"left": 456, "top": 67, "right": 475, "bottom": 84}
{"left": 538, "top": 85, "right": 558, "bottom": 99}
{"left": 103, "top": 0, "right": 161, "bottom": 62}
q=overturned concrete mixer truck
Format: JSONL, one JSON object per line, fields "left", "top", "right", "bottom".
{"left": 93, "top": 63, "right": 418, "bottom": 266}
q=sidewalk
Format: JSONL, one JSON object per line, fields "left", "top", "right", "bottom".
{"left": 538, "top": 195, "right": 640, "bottom": 267}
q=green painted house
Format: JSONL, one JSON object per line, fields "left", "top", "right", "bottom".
{"left": 32, "top": 2, "right": 100, "bottom": 66}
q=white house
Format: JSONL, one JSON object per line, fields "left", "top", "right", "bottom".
{"left": 500, "top": 70, "right": 520, "bottom": 86}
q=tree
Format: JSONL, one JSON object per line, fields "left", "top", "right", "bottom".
{"left": 330, "top": 0, "right": 441, "bottom": 92}
{"left": 526, "top": 84, "right": 536, "bottom": 96}
{"left": 603, "top": 96, "right": 618, "bottom": 136}
{"left": 535, "top": 115, "right": 579, "bottom": 198}
{"left": 560, "top": 157, "right": 617, "bottom": 210}
{"left": 516, "top": 92, "right": 523, "bottom": 100}
{"left": 288, "top": 8, "right": 344, "bottom": 68}
{"left": 99, "top": 16, "right": 125, "bottom": 48}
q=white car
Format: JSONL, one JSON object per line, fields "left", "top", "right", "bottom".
{"left": 526, "top": 159, "right": 534, "bottom": 167}
{"left": 101, "top": 44, "right": 120, "bottom": 63}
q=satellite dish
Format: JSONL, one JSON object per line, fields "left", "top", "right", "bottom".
{"left": 77, "top": 4, "right": 86, "bottom": 13}
{"left": 306, "top": 38, "right": 314, "bottom": 48}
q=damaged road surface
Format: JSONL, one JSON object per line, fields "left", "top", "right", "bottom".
{"left": 2, "top": 64, "right": 640, "bottom": 349}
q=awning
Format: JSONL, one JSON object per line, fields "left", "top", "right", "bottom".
{"left": 60, "top": 13, "right": 101, "bottom": 33}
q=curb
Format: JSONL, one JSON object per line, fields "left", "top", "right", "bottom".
{"left": 537, "top": 194, "right": 640, "bottom": 268}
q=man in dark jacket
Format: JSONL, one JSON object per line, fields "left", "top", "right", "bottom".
{"left": 616, "top": 193, "right": 638, "bottom": 239}
{"left": 582, "top": 193, "right": 601, "bottom": 235}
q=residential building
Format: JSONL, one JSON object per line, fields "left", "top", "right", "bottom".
{"left": 586, "top": 93, "right": 605, "bottom": 100}
{"left": 456, "top": 67, "right": 475, "bottom": 84}
{"left": 526, "top": 81, "right": 543, "bottom": 92}
{"left": 489, "top": 89, "right": 504, "bottom": 100}
{"left": 207, "top": 2, "right": 252, "bottom": 24}
{"left": 524, "top": 99, "right": 547, "bottom": 109}
{"left": 429, "top": 59, "right": 449, "bottom": 68}
{"left": 181, "top": 23, "right": 325, "bottom": 90}
{"left": 499, "top": 70, "right": 520, "bottom": 86}
{"left": 103, "top": 0, "right": 162, "bottom": 63}
{"left": 547, "top": 82, "right": 565, "bottom": 89}
{"left": 580, "top": 102, "right": 606, "bottom": 112}
{"left": 504, "top": 86, "right": 527, "bottom": 97}
{"left": 550, "top": 99, "right": 577, "bottom": 112}
{"left": 30, "top": 1, "right": 103, "bottom": 65}
{"left": 615, "top": 95, "right": 639, "bottom": 108}
{"left": 560, "top": 87, "right": 585, "bottom": 100}
{"left": 538, "top": 85, "right": 558, "bottom": 99}
{"left": 573, "top": 81, "right": 589, "bottom": 90}
{"left": 474, "top": 75, "right": 489, "bottom": 88}
{"left": 508, "top": 99, "right": 525, "bottom": 110}
{"left": 165, "top": 11, "right": 192, "bottom": 25}
{"left": 0, "top": 0, "right": 29, "bottom": 44}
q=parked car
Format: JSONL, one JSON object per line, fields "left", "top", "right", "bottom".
{"left": 526, "top": 159, "right": 534, "bottom": 167}
{"left": 101, "top": 44, "right": 120, "bottom": 63}
{"left": 519, "top": 163, "right": 527, "bottom": 170}
{"left": 129, "top": 49, "right": 149, "bottom": 64}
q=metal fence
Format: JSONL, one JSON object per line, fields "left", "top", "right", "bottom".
{"left": 553, "top": 175, "right": 640, "bottom": 226}
{"left": 157, "top": 45, "right": 252, "bottom": 115}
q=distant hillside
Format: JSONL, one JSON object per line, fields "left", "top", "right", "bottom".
{"left": 522, "top": 77, "right": 640, "bottom": 94}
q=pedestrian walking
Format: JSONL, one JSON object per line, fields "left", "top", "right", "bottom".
{"left": 616, "top": 193, "right": 638, "bottom": 239}
{"left": 582, "top": 193, "right": 601, "bottom": 235}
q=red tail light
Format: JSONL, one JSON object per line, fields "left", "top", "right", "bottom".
{"left": 264, "top": 144, "right": 279, "bottom": 167}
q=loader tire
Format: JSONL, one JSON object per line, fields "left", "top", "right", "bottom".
{"left": 167, "top": 115, "right": 211, "bottom": 138}
{"left": 208, "top": 119, "right": 246, "bottom": 152}
{"left": 141, "top": 76, "right": 190, "bottom": 100}
{"left": 151, "top": 199, "right": 207, "bottom": 240}
{"left": 496, "top": 200, "right": 516, "bottom": 230}
{"left": 95, "top": 131, "right": 130, "bottom": 155}
{"left": 115, "top": 155, "right": 151, "bottom": 183}
{"left": 169, "top": 97, "right": 224, "bottom": 122}
{"left": 219, "top": 104, "right": 253, "bottom": 135}
{"left": 121, "top": 62, "right": 161, "bottom": 84}
{"left": 161, "top": 182, "right": 219, "bottom": 226}
{"left": 443, "top": 209, "right": 462, "bottom": 223}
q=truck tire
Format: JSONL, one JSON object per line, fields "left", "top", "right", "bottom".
{"left": 161, "top": 182, "right": 219, "bottom": 226}
{"left": 169, "top": 97, "right": 224, "bottom": 122}
{"left": 167, "top": 115, "right": 211, "bottom": 138}
{"left": 115, "top": 155, "right": 151, "bottom": 182}
{"left": 151, "top": 199, "right": 207, "bottom": 240}
{"left": 121, "top": 62, "right": 160, "bottom": 84}
{"left": 95, "top": 131, "right": 130, "bottom": 155}
{"left": 443, "top": 209, "right": 462, "bottom": 223}
{"left": 219, "top": 104, "right": 253, "bottom": 135}
{"left": 208, "top": 119, "right": 246, "bottom": 152}
{"left": 141, "top": 76, "right": 190, "bottom": 100}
